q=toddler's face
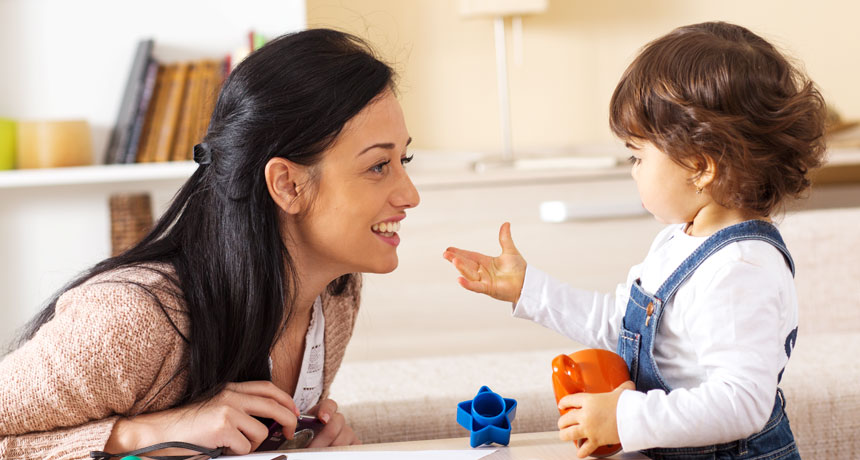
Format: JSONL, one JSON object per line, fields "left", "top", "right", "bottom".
{"left": 626, "top": 141, "right": 700, "bottom": 225}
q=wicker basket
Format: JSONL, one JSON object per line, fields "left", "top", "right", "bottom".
{"left": 109, "top": 193, "right": 154, "bottom": 256}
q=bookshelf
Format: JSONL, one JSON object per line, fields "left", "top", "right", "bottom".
{"left": 0, "top": 161, "right": 196, "bottom": 189}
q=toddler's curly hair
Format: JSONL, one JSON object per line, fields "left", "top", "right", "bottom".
{"left": 610, "top": 21, "right": 827, "bottom": 217}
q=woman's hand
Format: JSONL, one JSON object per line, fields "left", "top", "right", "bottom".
{"left": 306, "top": 398, "right": 360, "bottom": 447}
{"left": 557, "top": 381, "right": 636, "bottom": 458}
{"left": 443, "top": 222, "right": 527, "bottom": 304}
{"left": 106, "top": 381, "right": 300, "bottom": 456}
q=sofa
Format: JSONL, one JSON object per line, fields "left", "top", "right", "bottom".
{"left": 331, "top": 205, "right": 860, "bottom": 459}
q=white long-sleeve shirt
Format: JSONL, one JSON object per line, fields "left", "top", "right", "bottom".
{"left": 513, "top": 224, "right": 798, "bottom": 451}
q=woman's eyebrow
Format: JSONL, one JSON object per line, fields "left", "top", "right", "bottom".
{"left": 357, "top": 137, "right": 412, "bottom": 156}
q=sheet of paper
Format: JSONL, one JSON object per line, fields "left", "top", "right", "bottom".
{"left": 224, "top": 449, "right": 496, "bottom": 460}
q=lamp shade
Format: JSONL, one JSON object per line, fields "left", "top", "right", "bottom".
{"left": 459, "top": 0, "right": 548, "bottom": 18}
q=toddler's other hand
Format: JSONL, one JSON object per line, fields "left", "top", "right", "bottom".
{"left": 443, "top": 222, "right": 527, "bottom": 304}
{"left": 557, "top": 380, "right": 635, "bottom": 458}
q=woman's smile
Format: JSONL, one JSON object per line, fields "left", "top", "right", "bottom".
{"left": 371, "top": 216, "right": 403, "bottom": 247}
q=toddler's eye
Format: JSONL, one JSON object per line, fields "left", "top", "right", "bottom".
{"left": 627, "top": 155, "right": 641, "bottom": 165}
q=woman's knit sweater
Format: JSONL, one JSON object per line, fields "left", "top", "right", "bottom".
{"left": 0, "top": 265, "right": 361, "bottom": 459}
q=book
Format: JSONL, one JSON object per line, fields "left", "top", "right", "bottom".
{"left": 171, "top": 63, "right": 203, "bottom": 161}
{"left": 104, "top": 39, "right": 154, "bottom": 164}
{"left": 127, "top": 58, "right": 226, "bottom": 163}
{"left": 181, "top": 60, "right": 224, "bottom": 161}
{"left": 136, "top": 64, "right": 170, "bottom": 163}
{"left": 122, "top": 59, "right": 159, "bottom": 164}
{"left": 152, "top": 62, "right": 190, "bottom": 162}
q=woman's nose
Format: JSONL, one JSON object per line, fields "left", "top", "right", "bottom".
{"left": 393, "top": 170, "right": 420, "bottom": 209}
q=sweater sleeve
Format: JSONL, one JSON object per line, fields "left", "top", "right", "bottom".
{"left": 0, "top": 279, "right": 185, "bottom": 458}
{"left": 0, "top": 417, "right": 118, "bottom": 460}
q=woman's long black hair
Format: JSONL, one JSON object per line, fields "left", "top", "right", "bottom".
{"left": 15, "top": 29, "right": 394, "bottom": 405}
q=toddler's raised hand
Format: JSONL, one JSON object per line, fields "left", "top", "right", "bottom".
{"left": 443, "top": 222, "right": 527, "bottom": 304}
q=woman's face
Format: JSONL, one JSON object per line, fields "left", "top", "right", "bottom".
{"left": 294, "top": 90, "right": 420, "bottom": 275}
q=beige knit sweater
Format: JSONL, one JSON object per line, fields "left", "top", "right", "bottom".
{"left": 0, "top": 265, "right": 361, "bottom": 460}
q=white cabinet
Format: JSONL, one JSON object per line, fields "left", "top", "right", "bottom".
{"left": 0, "top": 162, "right": 196, "bottom": 346}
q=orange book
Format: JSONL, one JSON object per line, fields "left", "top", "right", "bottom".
{"left": 152, "top": 62, "right": 190, "bottom": 162}
{"left": 135, "top": 64, "right": 167, "bottom": 163}
{"left": 191, "top": 60, "right": 225, "bottom": 160}
{"left": 171, "top": 62, "right": 201, "bottom": 161}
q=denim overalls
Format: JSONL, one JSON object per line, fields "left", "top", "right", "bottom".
{"left": 617, "top": 220, "right": 801, "bottom": 459}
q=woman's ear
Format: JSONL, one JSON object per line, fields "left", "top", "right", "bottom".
{"left": 265, "top": 157, "right": 308, "bottom": 215}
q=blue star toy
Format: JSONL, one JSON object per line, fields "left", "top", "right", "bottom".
{"left": 456, "top": 386, "right": 518, "bottom": 447}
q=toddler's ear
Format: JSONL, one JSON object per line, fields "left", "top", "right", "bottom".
{"left": 693, "top": 155, "right": 717, "bottom": 190}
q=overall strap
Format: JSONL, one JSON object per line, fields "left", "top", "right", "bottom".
{"left": 654, "top": 220, "right": 794, "bottom": 305}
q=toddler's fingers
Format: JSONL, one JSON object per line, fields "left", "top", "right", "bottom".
{"left": 558, "top": 423, "right": 583, "bottom": 442}
{"left": 443, "top": 247, "right": 469, "bottom": 261}
{"left": 457, "top": 277, "right": 487, "bottom": 294}
{"left": 445, "top": 247, "right": 492, "bottom": 264}
{"left": 498, "top": 222, "right": 520, "bottom": 255}
{"left": 452, "top": 257, "right": 481, "bottom": 282}
{"left": 577, "top": 439, "right": 598, "bottom": 459}
{"left": 558, "top": 394, "right": 584, "bottom": 410}
{"left": 558, "top": 410, "right": 579, "bottom": 430}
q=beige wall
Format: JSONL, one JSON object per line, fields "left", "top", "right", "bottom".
{"left": 307, "top": 0, "right": 859, "bottom": 153}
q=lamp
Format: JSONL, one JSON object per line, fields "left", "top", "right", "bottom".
{"left": 460, "top": 0, "right": 548, "bottom": 165}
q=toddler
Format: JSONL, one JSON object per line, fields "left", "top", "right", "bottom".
{"left": 443, "top": 21, "right": 826, "bottom": 459}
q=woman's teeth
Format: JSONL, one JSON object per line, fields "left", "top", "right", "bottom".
{"left": 372, "top": 221, "right": 401, "bottom": 235}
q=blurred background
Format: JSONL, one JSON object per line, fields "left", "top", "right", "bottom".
{"left": 1, "top": 0, "right": 859, "bottom": 358}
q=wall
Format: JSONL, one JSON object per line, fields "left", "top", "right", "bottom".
{"left": 307, "top": 0, "right": 860, "bottom": 154}
{"left": 0, "top": 0, "right": 305, "bottom": 348}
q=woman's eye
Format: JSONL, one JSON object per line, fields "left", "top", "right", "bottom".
{"left": 401, "top": 154, "right": 414, "bottom": 166}
{"left": 627, "top": 155, "right": 641, "bottom": 165}
{"left": 370, "top": 160, "right": 390, "bottom": 174}
{"left": 370, "top": 160, "right": 391, "bottom": 174}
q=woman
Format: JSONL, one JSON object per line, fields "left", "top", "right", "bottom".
{"left": 0, "top": 29, "right": 419, "bottom": 458}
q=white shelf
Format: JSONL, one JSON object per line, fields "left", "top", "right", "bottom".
{"left": 0, "top": 161, "right": 197, "bottom": 189}
{"left": 827, "top": 147, "right": 860, "bottom": 165}
{"left": 0, "top": 148, "right": 857, "bottom": 191}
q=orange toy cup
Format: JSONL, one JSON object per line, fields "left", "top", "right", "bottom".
{"left": 551, "top": 349, "right": 631, "bottom": 458}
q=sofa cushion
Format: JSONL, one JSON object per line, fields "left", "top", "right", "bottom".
{"left": 781, "top": 332, "right": 860, "bottom": 459}
{"left": 332, "top": 348, "right": 574, "bottom": 444}
{"left": 334, "top": 333, "right": 859, "bottom": 459}
{"left": 781, "top": 207, "right": 860, "bottom": 334}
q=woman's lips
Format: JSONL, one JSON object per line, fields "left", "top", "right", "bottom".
{"left": 372, "top": 218, "right": 402, "bottom": 247}
{"left": 373, "top": 231, "right": 400, "bottom": 247}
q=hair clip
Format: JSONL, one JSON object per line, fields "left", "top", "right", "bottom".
{"left": 193, "top": 143, "right": 213, "bottom": 165}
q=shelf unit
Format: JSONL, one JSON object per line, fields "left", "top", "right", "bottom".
{"left": 0, "top": 161, "right": 197, "bottom": 189}
{"left": 1, "top": 148, "right": 858, "bottom": 190}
